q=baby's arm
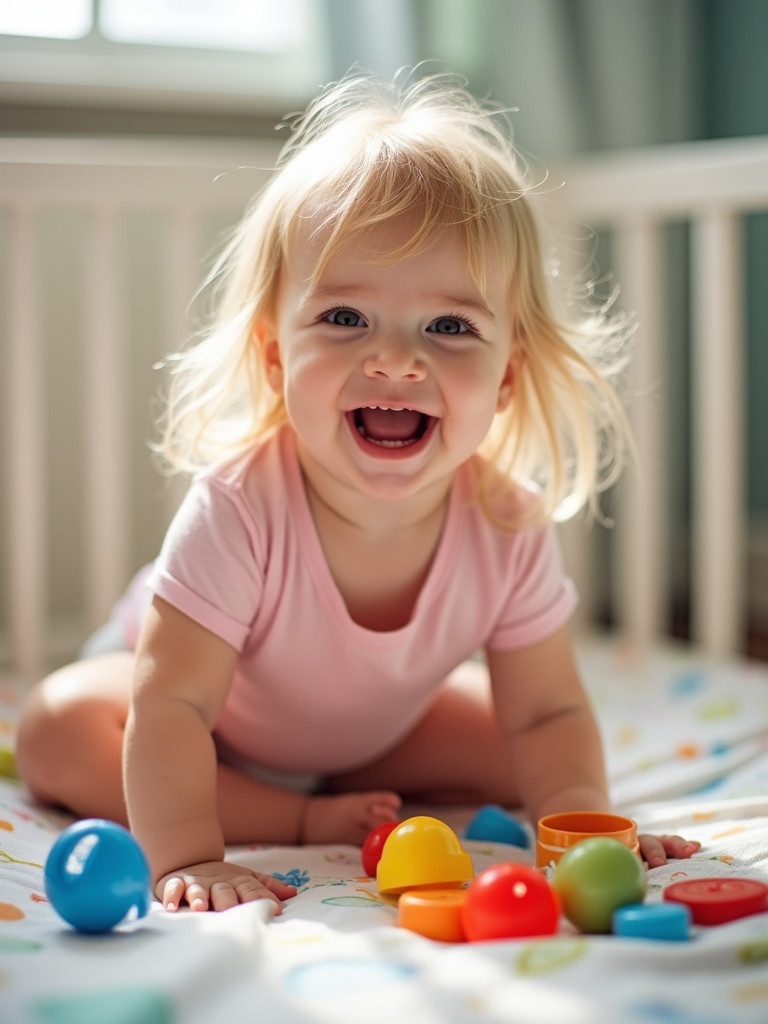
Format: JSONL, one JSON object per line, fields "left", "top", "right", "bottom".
{"left": 123, "top": 596, "right": 296, "bottom": 912}
{"left": 488, "top": 625, "right": 610, "bottom": 820}
{"left": 487, "top": 625, "right": 699, "bottom": 865}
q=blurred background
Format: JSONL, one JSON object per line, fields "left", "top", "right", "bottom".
{"left": 1, "top": 0, "right": 767, "bottom": 668}
{"left": 1, "top": 1, "right": 763, "bottom": 154}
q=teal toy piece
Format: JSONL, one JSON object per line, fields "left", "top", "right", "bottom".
{"left": 44, "top": 819, "right": 152, "bottom": 933}
{"left": 464, "top": 805, "right": 530, "bottom": 848}
{"left": 613, "top": 902, "right": 691, "bottom": 940}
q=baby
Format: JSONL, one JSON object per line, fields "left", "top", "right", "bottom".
{"left": 17, "top": 71, "right": 699, "bottom": 913}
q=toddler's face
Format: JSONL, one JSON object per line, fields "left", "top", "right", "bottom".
{"left": 258, "top": 215, "right": 515, "bottom": 506}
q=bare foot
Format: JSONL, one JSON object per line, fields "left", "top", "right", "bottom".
{"left": 301, "top": 791, "right": 402, "bottom": 844}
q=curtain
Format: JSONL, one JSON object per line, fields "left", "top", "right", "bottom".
{"left": 324, "top": 0, "right": 700, "bottom": 157}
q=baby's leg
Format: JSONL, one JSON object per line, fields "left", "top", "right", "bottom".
{"left": 215, "top": 766, "right": 400, "bottom": 846}
{"left": 16, "top": 654, "right": 399, "bottom": 845}
{"left": 16, "top": 653, "right": 134, "bottom": 823}
{"left": 329, "top": 661, "right": 521, "bottom": 807}
{"left": 300, "top": 792, "right": 401, "bottom": 845}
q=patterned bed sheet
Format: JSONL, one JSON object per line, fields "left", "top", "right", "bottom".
{"left": 2, "top": 639, "right": 768, "bottom": 1023}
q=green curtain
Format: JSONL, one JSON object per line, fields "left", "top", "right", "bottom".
{"left": 323, "top": 0, "right": 699, "bottom": 157}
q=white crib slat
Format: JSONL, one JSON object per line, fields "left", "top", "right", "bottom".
{"left": 5, "top": 207, "right": 46, "bottom": 679}
{"left": 555, "top": 235, "right": 597, "bottom": 631}
{"left": 614, "top": 219, "right": 666, "bottom": 648}
{"left": 162, "top": 208, "right": 204, "bottom": 525}
{"left": 691, "top": 211, "right": 744, "bottom": 655}
{"left": 168, "top": 207, "right": 202, "bottom": 353}
{"left": 83, "top": 207, "right": 130, "bottom": 628}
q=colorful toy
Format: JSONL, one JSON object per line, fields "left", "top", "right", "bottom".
{"left": 361, "top": 821, "right": 401, "bottom": 877}
{"left": 613, "top": 902, "right": 691, "bottom": 941}
{"left": 464, "top": 805, "right": 530, "bottom": 848}
{"left": 536, "top": 811, "right": 639, "bottom": 868}
{"left": 552, "top": 836, "right": 646, "bottom": 934}
{"left": 377, "top": 816, "right": 474, "bottom": 895}
{"left": 397, "top": 887, "right": 468, "bottom": 942}
{"left": 461, "top": 862, "right": 560, "bottom": 941}
{"left": 44, "top": 818, "right": 151, "bottom": 933}
{"left": 664, "top": 877, "right": 768, "bottom": 926}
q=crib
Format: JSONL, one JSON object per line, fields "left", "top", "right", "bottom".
{"left": 2, "top": 133, "right": 768, "bottom": 1024}
{"left": 1, "top": 133, "right": 767, "bottom": 680}
{"left": 0, "top": 137, "right": 278, "bottom": 680}
{"left": 555, "top": 137, "right": 768, "bottom": 661}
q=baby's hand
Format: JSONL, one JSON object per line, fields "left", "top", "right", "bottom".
{"left": 157, "top": 861, "right": 297, "bottom": 913}
{"left": 639, "top": 833, "right": 701, "bottom": 868}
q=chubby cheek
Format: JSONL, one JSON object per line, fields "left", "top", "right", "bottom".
{"left": 445, "top": 368, "right": 505, "bottom": 442}
{"left": 281, "top": 354, "right": 342, "bottom": 435}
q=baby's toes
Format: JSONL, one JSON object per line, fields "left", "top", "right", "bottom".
{"left": 362, "top": 792, "right": 402, "bottom": 826}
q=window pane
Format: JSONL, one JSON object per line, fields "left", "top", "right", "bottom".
{"left": 0, "top": 0, "right": 92, "bottom": 39}
{"left": 100, "top": 0, "right": 305, "bottom": 52}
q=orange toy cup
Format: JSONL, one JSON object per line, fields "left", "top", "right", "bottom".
{"left": 536, "top": 812, "right": 639, "bottom": 869}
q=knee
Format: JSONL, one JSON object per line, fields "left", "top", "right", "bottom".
{"left": 15, "top": 670, "right": 118, "bottom": 804}
{"left": 15, "top": 681, "right": 77, "bottom": 800}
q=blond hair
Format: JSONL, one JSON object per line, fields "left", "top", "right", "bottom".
{"left": 159, "top": 70, "right": 632, "bottom": 526}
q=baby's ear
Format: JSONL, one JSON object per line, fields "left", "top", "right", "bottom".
{"left": 496, "top": 332, "right": 526, "bottom": 412}
{"left": 496, "top": 355, "right": 517, "bottom": 413}
{"left": 253, "top": 321, "right": 283, "bottom": 393}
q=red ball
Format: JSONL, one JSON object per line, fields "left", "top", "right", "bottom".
{"left": 361, "top": 821, "right": 400, "bottom": 877}
{"left": 461, "top": 862, "right": 560, "bottom": 941}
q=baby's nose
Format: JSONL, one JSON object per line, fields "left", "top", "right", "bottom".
{"left": 363, "top": 339, "right": 426, "bottom": 381}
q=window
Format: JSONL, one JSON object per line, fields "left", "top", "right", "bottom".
{"left": 0, "top": 0, "right": 328, "bottom": 110}
{"left": 0, "top": 0, "right": 91, "bottom": 39}
{"left": 100, "top": 0, "right": 299, "bottom": 53}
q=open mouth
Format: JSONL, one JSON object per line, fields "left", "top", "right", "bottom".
{"left": 350, "top": 406, "right": 435, "bottom": 449}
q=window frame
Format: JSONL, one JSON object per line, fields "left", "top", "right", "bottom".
{"left": 0, "top": 0, "right": 330, "bottom": 113}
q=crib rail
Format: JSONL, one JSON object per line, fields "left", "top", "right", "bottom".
{"left": 1, "top": 135, "right": 768, "bottom": 680}
{"left": 0, "top": 139, "right": 279, "bottom": 679}
{"left": 555, "top": 138, "right": 768, "bottom": 657}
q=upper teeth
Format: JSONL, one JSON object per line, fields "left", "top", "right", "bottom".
{"left": 367, "top": 405, "right": 406, "bottom": 411}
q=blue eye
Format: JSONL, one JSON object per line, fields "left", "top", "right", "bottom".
{"left": 427, "top": 316, "right": 475, "bottom": 336}
{"left": 324, "top": 307, "right": 366, "bottom": 328}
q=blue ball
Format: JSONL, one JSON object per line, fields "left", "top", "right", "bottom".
{"left": 44, "top": 819, "right": 151, "bottom": 933}
{"left": 465, "top": 805, "right": 530, "bottom": 848}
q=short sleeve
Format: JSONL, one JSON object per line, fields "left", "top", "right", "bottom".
{"left": 148, "top": 477, "right": 264, "bottom": 651}
{"left": 486, "top": 522, "right": 578, "bottom": 651}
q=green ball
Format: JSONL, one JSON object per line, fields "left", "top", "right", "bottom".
{"left": 0, "top": 748, "right": 17, "bottom": 779}
{"left": 552, "top": 837, "right": 646, "bottom": 933}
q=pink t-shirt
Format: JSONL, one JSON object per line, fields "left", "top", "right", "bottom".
{"left": 145, "top": 427, "right": 576, "bottom": 774}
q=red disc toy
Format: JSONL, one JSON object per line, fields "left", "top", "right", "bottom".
{"left": 664, "top": 878, "right": 768, "bottom": 925}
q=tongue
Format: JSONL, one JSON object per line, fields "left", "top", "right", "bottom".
{"left": 359, "top": 407, "right": 423, "bottom": 442}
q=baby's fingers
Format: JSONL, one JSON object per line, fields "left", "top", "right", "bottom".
{"left": 659, "top": 833, "right": 701, "bottom": 860}
{"left": 156, "top": 863, "right": 297, "bottom": 913}
{"left": 160, "top": 876, "right": 208, "bottom": 913}
{"left": 209, "top": 880, "right": 239, "bottom": 912}
{"left": 639, "top": 832, "right": 701, "bottom": 868}
{"left": 230, "top": 874, "right": 291, "bottom": 912}
{"left": 255, "top": 872, "right": 298, "bottom": 902}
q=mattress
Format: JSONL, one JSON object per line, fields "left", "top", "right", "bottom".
{"left": 2, "top": 638, "right": 768, "bottom": 1023}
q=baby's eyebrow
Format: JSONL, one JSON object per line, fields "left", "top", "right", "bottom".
{"left": 306, "top": 283, "right": 369, "bottom": 301}
{"left": 306, "top": 284, "right": 495, "bottom": 320}
{"left": 431, "top": 294, "right": 496, "bottom": 321}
